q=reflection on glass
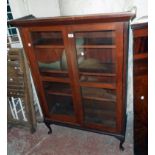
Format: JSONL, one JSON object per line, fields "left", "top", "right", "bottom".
{"left": 43, "top": 82, "right": 74, "bottom": 116}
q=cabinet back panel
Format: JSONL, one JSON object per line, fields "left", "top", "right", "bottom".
{"left": 31, "top": 31, "right": 64, "bottom": 45}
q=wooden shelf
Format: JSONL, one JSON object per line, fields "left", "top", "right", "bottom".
{"left": 41, "top": 76, "right": 70, "bottom": 83}
{"left": 77, "top": 45, "right": 116, "bottom": 49}
{"left": 134, "top": 53, "right": 148, "bottom": 60}
{"left": 82, "top": 87, "right": 116, "bottom": 102}
{"left": 79, "top": 63, "right": 116, "bottom": 74}
{"left": 83, "top": 96, "right": 115, "bottom": 102}
{"left": 79, "top": 72, "right": 116, "bottom": 77}
{"left": 34, "top": 45, "right": 64, "bottom": 49}
{"left": 40, "top": 69, "right": 68, "bottom": 74}
{"left": 47, "top": 90, "right": 72, "bottom": 97}
{"left": 40, "top": 69, "right": 69, "bottom": 78}
{"left": 80, "top": 82, "right": 116, "bottom": 89}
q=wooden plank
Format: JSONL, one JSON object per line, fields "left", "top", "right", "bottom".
{"left": 83, "top": 96, "right": 115, "bottom": 102}
{"left": 41, "top": 76, "right": 70, "bottom": 83}
{"left": 134, "top": 53, "right": 148, "bottom": 60}
{"left": 34, "top": 45, "right": 64, "bottom": 49}
{"left": 77, "top": 45, "right": 116, "bottom": 49}
{"left": 63, "top": 26, "right": 84, "bottom": 124}
{"left": 9, "top": 12, "right": 135, "bottom": 27}
{"left": 80, "top": 82, "right": 116, "bottom": 89}
{"left": 47, "top": 114, "right": 77, "bottom": 124}
{"left": 47, "top": 90, "right": 72, "bottom": 97}
{"left": 40, "top": 69, "right": 68, "bottom": 74}
{"left": 79, "top": 72, "right": 116, "bottom": 77}
{"left": 115, "top": 22, "right": 124, "bottom": 132}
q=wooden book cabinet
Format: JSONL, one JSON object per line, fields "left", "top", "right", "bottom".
{"left": 9, "top": 12, "right": 134, "bottom": 150}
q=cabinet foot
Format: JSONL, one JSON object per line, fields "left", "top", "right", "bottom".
{"left": 115, "top": 135, "right": 125, "bottom": 151}
{"left": 119, "top": 139, "right": 125, "bottom": 151}
{"left": 30, "top": 126, "right": 36, "bottom": 134}
{"left": 44, "top": 120, "right": 52, "bottom": 134}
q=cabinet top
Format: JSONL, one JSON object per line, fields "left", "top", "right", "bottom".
{"left": 131, "top": 22, "right": 148, "bottom": 30}
{"left": 9, "top": 12, "right": 135, "bottom": 27}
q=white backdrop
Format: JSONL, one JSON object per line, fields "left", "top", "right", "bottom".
{"left": 59, "top": 0, "right": 127, "bottom": 15}
{"left": 9, "top": 0, "right": 147, "bottom": 19}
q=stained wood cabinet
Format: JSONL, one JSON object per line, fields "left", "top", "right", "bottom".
{"left": 132, "top": 22, "right": 148, "bottom": 155}
{"left": 9, "top": 12, "right": 134, "bottom": 150}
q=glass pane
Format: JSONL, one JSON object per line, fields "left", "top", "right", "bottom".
{"left": 34, "top": 48, "right": 69, "bottom": 76}
{"left": 81, "top": 87, "right": 116, "bottom": 128}
{"left": 76, "top": 31, "right": 115, "bottom": 45}
{"left": 43, "top": 82, "right": 74, "bottom": 116}
{"left": 31, "top": 31, "right": 69, "bottom": 76}
{"left": 83, "top": 99, "right": 116, "bottom": 128}
{"left": 31, "top": 31, "right": 63, "bottom": 46}
{"left": 81, "top": 87, "right": 116, "bottom": 101}
{"left": 79, "top": 73, "right": 116, "bottom": 83}
{"left": 75, "top": 31, "right": 116, "bottom": 74}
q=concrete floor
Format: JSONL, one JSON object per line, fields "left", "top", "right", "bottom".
{"left": 7, "top": 112, "right": 133, "bottom": 155}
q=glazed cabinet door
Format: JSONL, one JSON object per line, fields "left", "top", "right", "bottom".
{"left": 20, "top": 27, "right": 79, "bottom": 124}
{"left": 67, "top": 23, "right": 125, "bottom": 133}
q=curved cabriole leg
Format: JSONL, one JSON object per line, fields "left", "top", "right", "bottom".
{"left": 119, "top": 139, "right": 125, "bottom": 151}
{"left": 44, "top": 120, "right": 52, "bottom": 134}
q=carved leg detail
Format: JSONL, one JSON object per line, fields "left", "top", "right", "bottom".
{"left": 44, "top": 120, "right": 52, "bottom": 134}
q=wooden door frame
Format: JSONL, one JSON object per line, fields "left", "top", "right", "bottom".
{"left": 66, "top": 22, "right": 126, "bottom": 133}
{"left": 19, "top": 27, "right": 79, "bottom": 124}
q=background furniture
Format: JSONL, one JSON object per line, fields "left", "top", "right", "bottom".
{"left": 132, "top": 22, "right": 148, "bottom": 155}
{"left": 7, "top": 48, "right": 37, "bottom": 132}
{"left": 9, "top": 12, "right": 134, "bottom": 149}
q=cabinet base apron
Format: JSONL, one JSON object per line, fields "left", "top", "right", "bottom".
{"left": 44, "top": 115, "right": 127, "bottom": 151}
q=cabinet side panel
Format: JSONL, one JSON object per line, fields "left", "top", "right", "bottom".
{"left": 122, "top": 22, "right": 130, "bottom": 134}
{"left": 115, "top": 22, "right": 126, "bottom": 133}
